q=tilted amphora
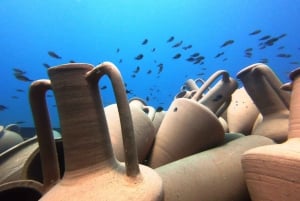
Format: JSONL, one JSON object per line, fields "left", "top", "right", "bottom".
{"left": 149, "top": 70, "right": 237, "bottom": 168}
{"left": 237, "top": 63, "right": 290, "bottom": 142}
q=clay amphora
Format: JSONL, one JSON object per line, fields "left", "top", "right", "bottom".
{"left": 148, "top": 70, "right": 237, "bottom": 168}
{"left": 241, "top": 67, "right": 300, "bottom": 201}
{"left": 104, "top": 97, "right": 155, "bottom": 163}
{"left": 0, "top": 124, "right": 24, "bottom": 153}
{"left": 237, "top": 63, "right": 290, "bottom": 143}
{"left": 226, "top": 87, "right": 260, "bottom": 135}
{"left": 29, "top": 62, "right": 163, "bottom": 200}
{"left": 157, "top": 135, "right": 274, "bottom": 201}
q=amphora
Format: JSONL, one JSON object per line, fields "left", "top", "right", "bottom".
{"left": 16, "top": 62, "right": 163, "bottom": 200}
{"left": 149, "top": 70, "right": 237, "bottom": 168}
{"left": 237, "top": 63, "right": 290, "bottom": 142}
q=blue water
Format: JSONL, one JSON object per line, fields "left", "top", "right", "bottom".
{"left": 0, "top": 0, "right": 299, "bottom": 128}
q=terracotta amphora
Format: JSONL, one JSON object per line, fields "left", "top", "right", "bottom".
{"left": 237, "top": 63, "right": 290, "bottom": 143}
{"left": 148, "top": 70, "right": 237, "bottom": 168}
{"left": 241, "top": 67, "right": 300, "bottom": 201}
{"left": 157, "top": 135, "right": 274, "bottom": 201}
{"left": 28, "top": 62, "right": 163, "bottom": 200}
{"left": 226, "top": 87, "right": 260, "bottom": 135}
{"left": 104, "top": 97, "right": 156, "bottom": 163}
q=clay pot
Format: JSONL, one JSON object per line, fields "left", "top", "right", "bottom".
{"left": 237, "top": 63, "right": 290, "bottom": 143}
{"left": 148, "top": 70, "right": 237, "bottom": 168}
{"left": 29, "top": 62, "right": 163, "bottom": 200}
{"left": 226, "top": 87, "right": 260, "bottom": 135}
{"left": 157, "top": 135, "right": 275, "bottom": 201}
{"left": 241, "top": 67, "right": 300, "bottom": 201}
{"left": 0, "top": 124, "right": 24, "bottom": 153}
{"left": 104, "top": 98, "right": 155, "bottom": 163}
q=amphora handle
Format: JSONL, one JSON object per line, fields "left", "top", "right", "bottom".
{"left": 191, "top": 70, "right": 238, "bottom": 115}
{"left": 29, "top": 79, "right": 60, "bottom": 191}
{"left": 86, "top": 62, "right": 140, "bottom": 177}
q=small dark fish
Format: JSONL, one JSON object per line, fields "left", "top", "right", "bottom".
{"left": 16, "top": 89, "right": 24, "bottom": 92}
{"left": 195, "top": 55, "right": 205, "bottom": 61}
{"left": 186, "top": 57, "right": 195, "bottom": 62}
{"left": 156, "top": 106, "right": 164, "bottom": 112}
{"left": 13, "top": 68, "right": 26, "bottom": 75}
{"left": 147, "top": 69, "right": 152, "bottom": 74}
{"left": 11, "top": 96, "right": 18, "bottom": 99}
{"left": 265, "top": 37, "right": 279, "bottom": 46}
{"left": 214, "top": 52, "right": 224, "bottom": 58}
{"left": 259, "top": 35, "right": 271, "bottom": 40}
{"left": 190, "top": 52, "right": 200, "bottom": 57}
{"left": 157, "top": 63, "right": 163, "bottom": 74}
{"left": 249, "top": 29, "right": 261, "bottom": 35}
{"left": 48, "top": 51, "right": 62, "bottom": 59}
{"left": 119, "top": 59, "right": 123, "bottom": 63}
{"left": 146, "top": 96, "right": 150, "bottom": 102}
{"left": 126, "top": 89, "right": 133, "bottom": 94}
{"left": 142, "top": 39, "right": 148, "bottom": 45}
{"left": 259, "top": 58, "right": 269, "bottom": 63}
{"left": 290, "top": 61, "right": 300, "bottom": 65}
{"left": 69, "top": 60, "right": 76, "bottom": 63}
{"left": 14, "top": 74, "right": 33, "bottom": 82}
{"left": 278, "top": 46, "right": 285, "bottom": 50}
{"left": 245, "top": 48, "right": 253, "bottom": 52}
{"left": 277, "top": 53, "right": 291, "bottom": 58}
{"left": 244, "top": 52, "right": 252, "bottom": 58}
{"left": 133, "top": 66, "right": 140, "bottom": 73}
{"left": 172, "top": 41, "right": 183, "bottom": 48}
{"left": 173, "top": 53, "right": 181, "bottom": 59}
{"left": 43, "top": 63, "right": 51, "bottom": 68}
{"left": 220, "top": 40, "right": 234, "bottom": 48}
{"left": 222, "top": 58, "right": 228, "bottom": 62}
{"left": 116, "top": 48, "right": 120, "bottom": 53}
{"left": 131, "top": 74, "right": 136, "bottom": 78}
{"left": 151, "top": 48, "right": 156, "bottom": 52}
{"left": 15, "top": 121, "right": 25, "bottom": 124}
{"left": 134, "top": 54, "right": 144, "bottom": 60}
{"left": 167, "top": 36, "right": 174, "bottom": 43}
{"left": 0, "top": 105, "right": 8, "bottom": 111}
{"left": 182, "top": 45, "right": 192, "bottom": 50}
{"left": 278, "top": 33, "right": 287, "bottom": 39}
{"left": 101, "top": 85, "right": 107, "bottom": 90}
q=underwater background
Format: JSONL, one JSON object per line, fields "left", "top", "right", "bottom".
{"left": 0, "top": 0, "right": 299, "bottom": 128}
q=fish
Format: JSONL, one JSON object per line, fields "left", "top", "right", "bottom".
{"left": 167, "top": 36, "right": 174, "bottom": 43}
{"left": 182, "top": 45, "right": 192, "bottom": 50}
{"left": 147, "top": 69, "right": 152, "bottom": 74}
{"left": 134, "top": 54, "right": 144, "bottom": 60}
{"left": 290, "top": 61, "right": 300, "bottom": 65}
{"left": 264, "top": 37, "right": 279, "bottom": 46}
{"left": 11, "top": 96, "right": 18, "bottom": 99}
{"left": 173, "top": 53, "right": 181, "bottom": 59}
{"left": 133, "top": 66, "right": 140, "bottom": 73}
{"left": 278, "top": 46, "right": 285, "bottom": 50}
{"left": 101, "top": 85, "right": 107, "bottom": 90}
{"left": 186, "top": 57, "right": 195, "bottom": 62}
{"left": 244, "top": 52, "right": 252, "bottom": 58}
{"left": 249, "top": 29, "right": 261, "bottom": 35}
{"left": 157, "top": 63, "right": 163, "bottom": 74}
{"left": 13, "top": 68, "right": 26, "bottom": 75}
{"left": 48, "top": 51, "right": 62, "bottom": 59}
{"left": 126, "top": 89, "right": 133, "bottom": 94}
{"left": 259, "top": 35, "right": 271, "bottom": 40}
{"left": 69, "top": 60, "right": 76, "bottom": 63}
{"left": 43, "top": 63, "right": 51, "bottom": 68}
{"left": 0, "top": 105, "right": 8, "bottom": 111}
{"left": 172, "top": 41, "right": 183, "bottom": 48}
{"left": 190, "top": 52, "right": 200, "bottom": 57}
{"left": 245, "top": 48, "right": 253, "bottom": 52}
{"left": 277, "top": 53, "right": 291, "bottom": 58}
{"left": 220, "top": 40, "right": 234, "bottom": 48}
{"left": 151, "top": 48, "right": 156, "bottom": 52}
{"left": 116, "top": 48, "right": 120, "bottom": 53}
{"left": 14, "top": 74, "right": 33, "bottom": 82}
{"left": 214, "top": 52, "right": 224, "bottom": 58}
{"left": 259, "top": 58, "right": 269, "bottom": 63}
{"left": 16, "top": 89, "right": 24, "bottom": 92}
{"left": 142, "top": 39, "right": 148, "bottom": 45}
{"left": 119, "top": 59, "right": 123, "bottom": 63}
